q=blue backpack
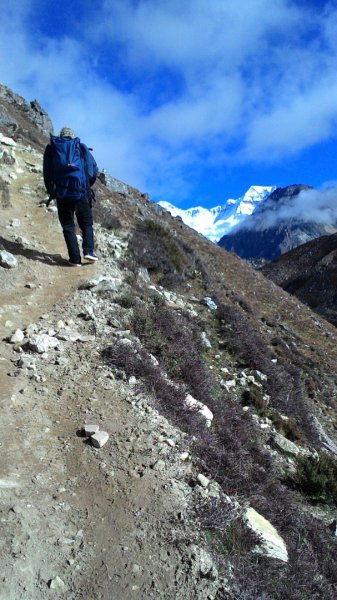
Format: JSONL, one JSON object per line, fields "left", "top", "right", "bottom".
{"left": 49, "top": 135, "right": 97, "bottom": 201}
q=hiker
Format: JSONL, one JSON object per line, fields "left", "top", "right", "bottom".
{"left": 43, "top": 127, "right": 98, "bottom": 266}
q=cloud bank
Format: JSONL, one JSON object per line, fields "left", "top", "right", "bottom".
{"left": 1, "top": 0, "right": 337, "bottom": 202}
{"left": 240, "top": 186, "right": 337, "bottom": 231}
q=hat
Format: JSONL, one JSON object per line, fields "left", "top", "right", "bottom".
{"left": 59, "top": 127, "right": 75, "bottom": 139}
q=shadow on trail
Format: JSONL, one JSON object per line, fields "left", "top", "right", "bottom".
{"left": 0, "top": 235, "right": 64, "bottom": 266}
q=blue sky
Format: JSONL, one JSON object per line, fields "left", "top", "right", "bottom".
{"left": 1, "top": 0, "right": 337, "bottom": 209}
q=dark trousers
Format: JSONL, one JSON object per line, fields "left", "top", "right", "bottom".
{"left": 57, "top": 197, "right": 94, "bottom": 264}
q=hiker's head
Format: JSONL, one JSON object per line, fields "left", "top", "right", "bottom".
{"left": 59, "top": 127, "right": 75, "bottom": 139}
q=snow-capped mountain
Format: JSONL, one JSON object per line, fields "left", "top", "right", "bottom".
{"left": 158, "top": 185, "right": 276, "bottom": 242}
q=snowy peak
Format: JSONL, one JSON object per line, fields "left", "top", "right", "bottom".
{"left": 158, "top": 185, "right": 275, "bottom": 242}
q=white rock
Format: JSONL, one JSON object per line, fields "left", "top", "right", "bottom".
{"left": 197, "top": 474, "right": 210, "bottom": 488}
{"left": 10, "top": 329, "right": 24, "bottom": 344}
{"left": 245, "top": 507, "right": 288, "bottom": 562}
{"left": 0, "top": 250, "right": 17, "bottom": 269}
{"left": 9, "top": 218, "right": 21, "bottom": 227}
{"left": 200, "top": 331, "right": 212, "bottom": 349}
{"left": 180, "top": 452, "right": 190, "bottom": 461}
{"left": 223, "top": 379, "right": 236, "bottom": 391}
{"left": 91, "top": 431, "right": 109, "bottom": 448}
{"left": 185, "top": 394, "right": 213, "bottom": 427}
{"left": 0, "top": 132, "right": 16, "bottom": 147}
{"left": 83, "top": 424, "right": 100, "bottom": 436}
{"left": 273, "top": 433, "right": 310, "bottom": 457}
{"left": 254, "top": 370, "right": 268, "bottom": 382}
{"left": 49, "top": 576, "right": 65, "bottom": 590}
{"left": 192, "top": 546, "right": 218, "bottom": 580}
{"left": 56, "top": 329, "right": 80, "bottom": 342}
{"left": 29, "top": 334, "right": 59, "bottom": 353}
{"left": 202, "top": 297, "right": 218, "bottom": 311}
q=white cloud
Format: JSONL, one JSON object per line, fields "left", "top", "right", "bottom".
{"left": 1, "top": 1, "right": 337, "bottom": 201}
{"left": 242, "top": 186, "right": 337, "bottom": 230}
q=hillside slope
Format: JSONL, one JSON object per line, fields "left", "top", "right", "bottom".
{"left": 1, "top": 86, "right": 337, "bottom": 600}
{"left": 262, "top": 232, "right": 337, "bottom": 327}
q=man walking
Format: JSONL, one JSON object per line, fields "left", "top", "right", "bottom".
{"left": 43, "top": 127, "right": 98, "bottom": 266}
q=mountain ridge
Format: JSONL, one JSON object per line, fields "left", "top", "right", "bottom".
{"left": 219, "top": 184, "right": 337, "bottom": 261}
{"left": 159, "top": 185, "right": 275, "bottom": 241}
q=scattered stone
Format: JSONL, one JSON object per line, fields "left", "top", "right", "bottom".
{"left": 132, "top": 564, "right": 142, "bottom": 574}
{"left": 8, "top": 218, "right": 21, "bottom": 227}
{"left": 49, "top": 576, "right": 66, "bottom": 590}
{"left": 222, "top": 379, "right": 236, "bottom": 391}
{"left": 191, "top": 546, "right": 218, "bottom": 580}
{"left": 28, "top": 334, "right": 60, "bottom": 353}
{"left": 78, "top": 277, "right": 105, "bottom": 290}
{"left": 185, "top": 394, "right": 213, "bottom": 427}
{"left": 153, "top": 460, "right": 166, "bottom": 471}
{"left": 273, "top": 433, "right": 311, "bottom": 457}
{"left": 25, "top": 282, "right": 36, "bottom": 289}
{"left": 180, "top": 452, "right": 190, "bottom": 461}
{"left": 77, "top": 334, "right": 96, "bottom": 343}
{"left": 56, "top": 329, "right": 81, "bottom": 342}
{"left": 128, "top": 376, "right": 137, "bottom": 386}
{"left": 5, "top": 320, "right": 14, "bottom": 328}
{"left": 197, "top": 474, "right": 210, "bottom": 488}
{"left": 93, "top": 280, "right": 118, "bottom": 293}
{"left": 201, "top": 297, "right": 218, "bottom": 311}
{"left": 11, "top": 504, "right": 24, "bottom": 514}
{"left": 15, "top": 235, "right": 30, "bottom": 246}
{"left": 254, "top": 370, "right": 268, "bottom": 382}
{"left": 245, "top": 507, "right": 288, "bottom": 562}
{"left": 91, "top": 431, "right": 109, "bottom": 448}
{"left": 83, "top": 424, "right": 100, "bottom": 437}
{"left": 18, "top": 355, "right": 36, "bottom": 370}
{"left": 9, "top": 329, "right": 24, "bottom": 344}
{"left": 200, "top": 331, "right": 212, "bottom": 349}
{"left": 0, "top": 250, "right": 17, "bottom": 269}
{"left": 0, "top": 132, "right": 16, "bottom": 147}
{"left": 137, "top": 267, "right": 150, "bottom": 283}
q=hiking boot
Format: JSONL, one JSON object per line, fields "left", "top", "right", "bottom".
{"left": 84, "top": 253, "right": 99, "bottom": 262}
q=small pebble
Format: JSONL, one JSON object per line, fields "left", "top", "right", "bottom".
{"left": 197, "top": 473, "right": 210, "bottom": 488}
{"left": 180, "top": 452, "right": 189, "bottom": 461}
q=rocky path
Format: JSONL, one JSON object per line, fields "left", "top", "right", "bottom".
{"left": 0, "top": 141, "right": 222, "bottom": 599}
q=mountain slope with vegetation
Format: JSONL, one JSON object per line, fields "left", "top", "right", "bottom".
{"left": 1, "top": 85, "right": 337, "bottom": 600}
{"left": 262, "top": 231, "right": 337, "bottom": 327}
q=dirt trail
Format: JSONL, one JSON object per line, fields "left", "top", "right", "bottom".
{"left": 0, "top": 144, "right": 220, "bottom": 599}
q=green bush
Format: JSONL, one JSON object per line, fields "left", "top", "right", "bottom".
{"left": 289, "top": 452, "right": 337, "bottom": 505}
{"left": 241, "top": 387, "right": 266, "bottom": 410}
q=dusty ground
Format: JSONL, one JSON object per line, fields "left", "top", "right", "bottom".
{"left": 0, "top": 145, "right": 223, "bottom": 599}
